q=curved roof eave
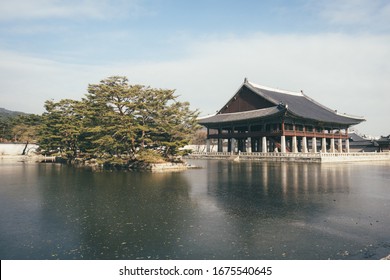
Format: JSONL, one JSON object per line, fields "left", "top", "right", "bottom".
{"left": 199, "top": 106, "right": 285, "bottom": 126}
{"left": 285, "top": 109, "right": 365, "bottom": 126}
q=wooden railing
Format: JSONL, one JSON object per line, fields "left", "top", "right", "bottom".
{"left": 207, "top": 131, "right": 349, "bottom": 139}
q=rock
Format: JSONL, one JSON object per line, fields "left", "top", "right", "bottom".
{"left": 381, "top": 254, "right": 390, "bottom": 260}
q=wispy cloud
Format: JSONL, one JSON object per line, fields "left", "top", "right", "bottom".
{"left": 311, "top": 0, "right": 390, "bottom": 32}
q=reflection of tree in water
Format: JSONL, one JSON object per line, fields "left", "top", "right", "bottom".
{"left": 39, "top": 166, "right": 193, "bottom": 259}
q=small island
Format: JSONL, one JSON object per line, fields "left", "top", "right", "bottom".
{"left": 1, "top": 76, "right": 201, "bottom": 171}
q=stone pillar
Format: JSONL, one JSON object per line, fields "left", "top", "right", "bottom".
{"left": 262, "top": 136, "right": 267, "bottom": 153}
{"left": 345, "top": 139, "right": 350, "bottom": 153}
{"left": 302, "top": 136, "right": 308, "bottom": 153}
{"left": 206, "top": 139, "right": 211, "bottom": 153}
{"left": 231, "top": 138, "right": 236, "bottom": 154}
{"left": 338, "top": 138, "right": 343, "bottom": 153}
{"left": 247, "top": 137, "right": 252, "bottom": 153}
{"left": 280, "top": 136, "right": 286, "bottom": 153}
{"left": 330, "top": 138, "right": 335, "bottom": 153}
{"left": 217, "top": 138, "right": 223, "bottom": 152}
{"left": 312, "top": 137, "right": 317, "bottom": 153}
{"left": 292, "top": 136, "right": 298, "bottom": 153}
{"left": 321, "top": 138, "right": 327, "bottom": 153}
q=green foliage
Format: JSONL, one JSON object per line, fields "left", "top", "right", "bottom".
{"left": 0, "top": 108, "right": 34, "bottom": 142}
{"left": 38, "top": 99, "right": 84, "bottom": 158}
{"left": 0, "top": 110, "right": 41, "bottom": 144}
{"left": 38, "top": 76, "right": 200, "bottom": 163}
{"left": 136, "top": 149, "right": 165, "bottom": 163}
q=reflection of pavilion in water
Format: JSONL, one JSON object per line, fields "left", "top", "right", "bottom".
{"left": 199, "top": 161, "right": 363, "bottom": 260}
{"left": 209, "top": 161, "right": 352, "bottom": 202}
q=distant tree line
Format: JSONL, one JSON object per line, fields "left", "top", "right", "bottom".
{"left": 0, "top": 109, "right": 41, "bottom": 155}
{"left": 3, "top": 76, "right": 202, "bottom": 164}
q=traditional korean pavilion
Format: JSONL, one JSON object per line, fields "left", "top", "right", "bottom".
{"left": 198, "top": 78, "right": 365, "bottom": 154}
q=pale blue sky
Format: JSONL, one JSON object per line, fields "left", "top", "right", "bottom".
{"left": 1, "top": 0, "right": 390, "bottom": 136}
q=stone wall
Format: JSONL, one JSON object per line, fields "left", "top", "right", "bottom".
{"left": 187, "top": 151, "right": 390, "bottom": 163}
{"left": 0, "top": 143, "right": 39, "bottom": 156}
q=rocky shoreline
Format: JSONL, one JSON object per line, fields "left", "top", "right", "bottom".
{"left": 74, "top": 158, "right": 198, "bottom": 172}
{"left": 1, "top": 154, "right": 198, "bottom": 172}
{"left": 128, "top": 161, "right": 198, "bottom": 172}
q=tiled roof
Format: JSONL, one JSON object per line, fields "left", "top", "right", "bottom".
{"left": 198, "top": 106, "right": 284, "bottom": 125}
{"left": 349, "top": 132, "right": 367, "bottom": 142}
{"left": 245, "top": 81, "right": 365, "bottom": 125}
{"left": 377, "top": 135, "right": 390, "bottom": 143}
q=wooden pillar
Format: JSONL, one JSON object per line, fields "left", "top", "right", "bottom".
{"left": 206, "top": 139, "right": 211, "bottom": 153}
{"left": 247, "top": 137, "right": 252, "bottom": 153}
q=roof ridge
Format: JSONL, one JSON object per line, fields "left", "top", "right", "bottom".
{"left": 246, "top": 80, "right": 303, "bottom": 96}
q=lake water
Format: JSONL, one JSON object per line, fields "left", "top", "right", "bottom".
{"left": 1, "top": 159, "right": 389, "bottom": 260}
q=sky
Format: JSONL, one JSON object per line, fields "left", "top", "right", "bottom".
{"left": 0, "top": 0, "right": 389, "bottom": 137}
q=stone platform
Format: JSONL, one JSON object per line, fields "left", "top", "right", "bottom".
{"left": 187, "top": 151, "right": 390, "bottom": 163}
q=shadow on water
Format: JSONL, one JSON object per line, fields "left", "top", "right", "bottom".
{"left": 0, "top": 159, "right": 389, "bottom": 259}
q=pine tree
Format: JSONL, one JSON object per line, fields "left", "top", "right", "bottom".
{"left": 39, "top": 99, "right": 84, "bottom": 159}
{"left": 38, "top": 76, "right": 200, "bottom": 164}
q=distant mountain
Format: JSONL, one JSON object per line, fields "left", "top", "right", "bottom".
{"left": 0, "top": 107, "right": 26, "bottom": 120}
